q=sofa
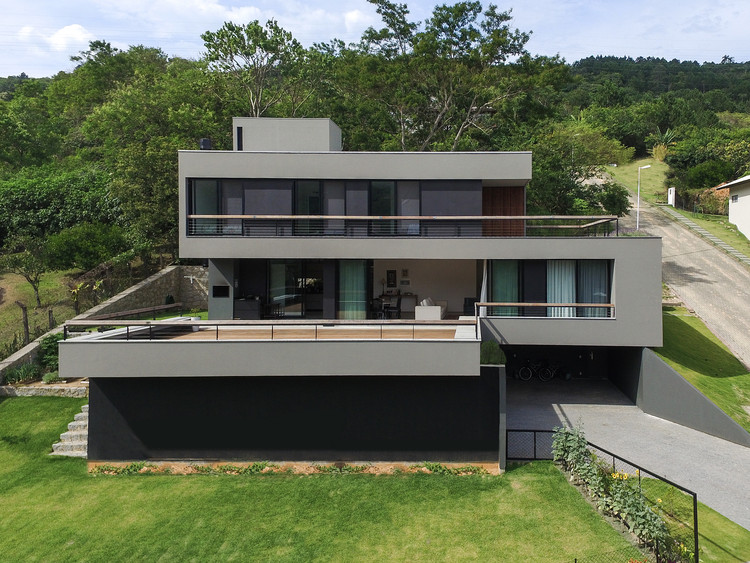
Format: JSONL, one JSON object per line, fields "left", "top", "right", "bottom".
{"left": 415, "top": 298, "right": 448, "bottom": 320}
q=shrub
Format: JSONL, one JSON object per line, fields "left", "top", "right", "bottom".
{"left": 42, "top": 371, "right": 62, "bottom": 384}
{"left": 39, "top": 333, "right": 64, "bottom": 371}
{"left": 3, "top": 362, "right": 41, "bottom": 384}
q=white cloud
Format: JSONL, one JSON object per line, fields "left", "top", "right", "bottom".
{"left": 47, "top": 24, "right": 96, "bottom": 52}
{"left": 344, "top": 9, "right": 376, "bottom": 35}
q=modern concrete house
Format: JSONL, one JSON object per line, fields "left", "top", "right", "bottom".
{"left": 716, "top": 175, "right": 750, "bottom": 238}
{"left": 60, "top": 118, "right": 668, "bottom": 466}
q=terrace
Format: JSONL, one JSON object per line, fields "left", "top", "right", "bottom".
{"left": 59, "top": 318, "right": 481, "bottom": 378}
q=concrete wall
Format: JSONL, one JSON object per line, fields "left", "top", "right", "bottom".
{"left": 233, "top": 118, "right": 342, "bottom": 152}
{"left": 60, "top": 339, "right": 480, "bottom": 378}
{"left": 638, "top": 348, "right": 750, "bottom": 447}
{"left": 609, "top": 347, "right": 750, "bottom": 447}
{"left": 207, "top": 260, "right": 234, "bottom": 320}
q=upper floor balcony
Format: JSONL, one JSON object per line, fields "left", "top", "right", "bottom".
{"left": 186, "top": 214, "right": 620, "bottom": 238}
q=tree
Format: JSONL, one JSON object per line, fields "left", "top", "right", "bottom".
{"left": 525, "top": 121, "right": 633, "bottom": 216}
{"left": 80, "top": 56, "right": 227, "bottom": 248}
{"left": 327, "top": 1, "right": 534, "bottom": 151}
{"left": 45, "top": 223, "right": 128, "bottom": 271}
{"left": 201, "top": 20, "right": 312, "bottom": 117}
{"left": 0, "top": 236, "right": 48, "bottom": 307}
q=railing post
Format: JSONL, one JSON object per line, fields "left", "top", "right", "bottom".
{"left": 693, "top": 493, "right": 699, "bottom": 563}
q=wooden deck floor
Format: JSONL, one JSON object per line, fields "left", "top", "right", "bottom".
{"left": 166, "top": 325, "right": 471, "bottom": 341}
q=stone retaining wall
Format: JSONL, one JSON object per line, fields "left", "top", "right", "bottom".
{"left": 0, "top": 385, "right": 88, "bottom": 398}
{"left": 79, "top": 265, "right": 208, "bottom": 319}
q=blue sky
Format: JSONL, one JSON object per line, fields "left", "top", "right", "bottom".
{"left": 2, "top": 0, "right": 749, "bottom": 77}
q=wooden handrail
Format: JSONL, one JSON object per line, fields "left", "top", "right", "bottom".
{"left": 188, "top": 214, "right": 618, "bottom": 221}
{"left": 474, "top": 302, "right": 613, "bottom": 309}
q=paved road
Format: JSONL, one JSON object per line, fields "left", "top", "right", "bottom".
{"left": 508, "top": 379, "right": 750, "bottom": 533}
{"left": 621, "top": 198, "right": 750, "bottom": 369}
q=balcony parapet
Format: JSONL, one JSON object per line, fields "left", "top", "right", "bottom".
{"left": 186, "top": 214, "right": 619, "bottom": 238}
{"left": 62, "top": 318, "right": 480, "bottom": 342}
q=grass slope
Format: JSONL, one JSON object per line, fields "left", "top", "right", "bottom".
{"left": 654, "top": 307, "right": 750, "bottom": 433}
{"left": 642, "top": 480, "right": 750, "bottom": 563}
{"left": 0, "top": 397, "right": 645, "bottom": 561}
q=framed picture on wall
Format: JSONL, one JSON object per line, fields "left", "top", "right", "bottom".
{"left": 387, "top": 269, "right": 397, "bottom": 288}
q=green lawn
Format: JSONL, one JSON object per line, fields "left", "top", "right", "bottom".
{"left": 607, "top": 157, "right": 671, "bottom": 205}
{"left": 641, "top": 479, "right": 750, "bottom": 563}
{"left": 0, "top": 397, "right": 648, "bottom": 562}
{"left": 653, "top": 307, "right": 750, "bottom": 433}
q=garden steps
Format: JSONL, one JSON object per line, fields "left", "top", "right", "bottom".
{"left": 50, "top": 404, "right": 88, "bottom": 458}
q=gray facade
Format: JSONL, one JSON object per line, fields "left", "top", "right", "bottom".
{"left": 63, "top": 117, "right": 667, "bottom": 464}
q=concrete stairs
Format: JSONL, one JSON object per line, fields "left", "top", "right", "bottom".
{"left": 51, "top": 404, "right": 88, "bottom": 458}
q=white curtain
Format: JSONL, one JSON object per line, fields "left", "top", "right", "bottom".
{"left": 547, "top": 260, "right": 576, "bottom": 317}
{"left": 578, "top": 260, "right": 609, "bottom": 317}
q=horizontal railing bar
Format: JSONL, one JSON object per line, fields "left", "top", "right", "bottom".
{"left": 587, "top": 441, "right": 697, "bottom": 496}
{"left": 189, "top": 214, "right": 618, "bottom": 221}
{"left": 64, "top": 319, "right": 476, "bottom": 327}
{"left": 475, "top": 302, "right": 614, "bottom": 309}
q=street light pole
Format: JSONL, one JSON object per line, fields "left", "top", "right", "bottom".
{"left": 637, "top": 164, "right": 651, "bottom": 230}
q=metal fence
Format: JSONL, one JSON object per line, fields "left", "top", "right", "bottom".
{"left": 507, "top": 430, "right": 699, "bottom": 563}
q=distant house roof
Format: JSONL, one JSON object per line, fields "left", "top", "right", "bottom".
{"left": 715, "top": 175, "right": 750, "bottom": 190}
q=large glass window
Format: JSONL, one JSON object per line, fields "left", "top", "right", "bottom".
{"left": 221, "top": 181, "right": 243, "bottom": 234}
{"left": 398, "top": 181, "right": 420, "bottom": 235}
{"left": 269, "top": 260, "right": 303, "bottom": 317}
{"left": 190, "top": 180, "right": 219, "bottom": 234}
{"left": 296, "top": 180, "right": 322, "bottom": 235}
{"left": 487, "top": 259, "right": 612, "bottom": 318}
{"left": 323, "top": 181, "right": 346, "bottom": 234}
{"left": 370, "top": 181, "right": 396, "bottom": 235}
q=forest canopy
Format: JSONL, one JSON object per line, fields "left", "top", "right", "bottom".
{"left": 1, "top": 0, "right": 749, "bottom": 257}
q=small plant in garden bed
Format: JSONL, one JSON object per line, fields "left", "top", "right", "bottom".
{"left": 552, "top": 426, "right": 694, "bottom": 562}
{"left": 412, "top": 462, "right": 488, "bottom": 476}
{"left": 313, "top": 463, "right": 369, "bottom": 474}
{"left": 90, "top": 462, "right": 160, "bottom": 475}
{"left": 2, "top": 362, "right": 41, "bottom": 385}
{"left": 42, "top": 371, "right": 62, "bottom": 384}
